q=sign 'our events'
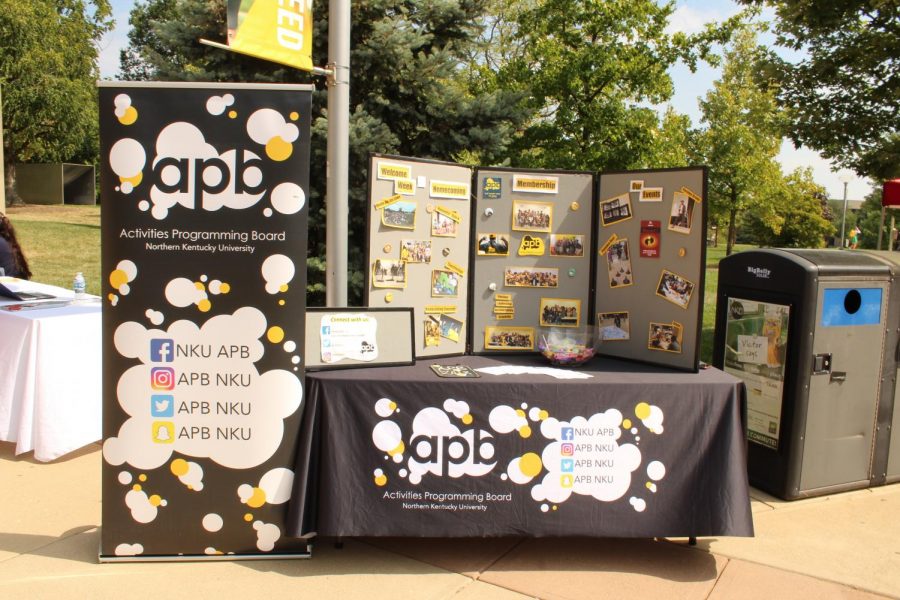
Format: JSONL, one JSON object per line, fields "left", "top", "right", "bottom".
{"left": 99, "top": 82, "right": 312, "bottom": 560}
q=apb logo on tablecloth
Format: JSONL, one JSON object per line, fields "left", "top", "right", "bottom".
{"left": 100, "top": 83, "right": 311, "bottom": 560}
{"left": 369, "top": 396, "right": 670, "bottom": 515}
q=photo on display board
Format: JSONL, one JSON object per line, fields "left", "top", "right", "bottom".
{"left": 648, "top": 321, "right": 683, "bottom": 353}
{"left": 512, "top": 200, "right": 553, "bottom": 233}
{"left": 655, "top": 269, "right": 695, "bottom": 309}
{"left": 431, "top": 211, "right": 458, "bottom": 237}
{"left": 424, "top": 317, "right": 441, "bottom": 347}
{"left": 605, "top": 238, "right": 634, "bottom": 288}
{"left": 431, "top": 269, "right": 460, "bottom": 297}
{"left": 504, "top": 266, "right": 559, "bottom": 288}
{"left": 549, "top": 234, "right": 584, "bottom": 257}
{"left": 600, "top": 193, "right": 633, "bottom": 226}
{"left": 476, "top": 232, "right": 510, "bottom": 256}
{"left": 667, "top": 190, "right": 696, "bottom": 234}
{"left": 439, "top": 314, "right": 464, "bottom": 342}
{"left": 372, "top": 259, "right": 407, "bottom": 288}
{"left": 381, "top": 201, "right": 417, "bottom": 229}
{"left": 484, "top": 326, "right": 535, "bottom": 350}
{"left": 400, "top": 239, "right": 431, "bottom": 263}
{"left": 598, "top": 311, "right": 630, "bottom": 341}
{"left": 539, "top": 298, "right": 581, "bottom": 327}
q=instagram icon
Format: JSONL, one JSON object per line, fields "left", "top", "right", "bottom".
{"left": 150, "top": 367, "right": 176, "bottom": 390}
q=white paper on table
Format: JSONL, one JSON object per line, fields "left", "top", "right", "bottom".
{"left": 320, "top": 313, "right": 379, "bottom": 364}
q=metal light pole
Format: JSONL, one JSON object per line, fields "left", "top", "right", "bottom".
{"left": 325, "top": 0, "right": 350, "bottom": 307}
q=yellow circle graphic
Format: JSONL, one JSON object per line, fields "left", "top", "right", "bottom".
{"left": 109, "top": 269, "right": 128, "bottom": 289}
{"left": 388, "top": 441, "right": 405, "bottom": 457}
{"left": 374, "top": 475, "right": 387, "bottom": 486}
{"left": 289, "top": 111, "right": 299, "bottom": 121}
{"left": 622, "top": 419, "right": 632, "bottom": 429}
{"left": 197, "top": 299, "right": 212, "bottom": 312}
{"left": 149, "top": 494, "right": 162, "bottom": 507}
{"left": 518, "top": 425, "right": 532, "bottom": 439}
{"left": 519, "top": 452, "right": 543, "bottom": 477}
{"left": 119, "top": 106, "right": 138, "bottom": 125}
{"left": 244, "top": 513, "right": 253, "bottom": 522}
{"left": 462, "top": 414, "right": 473, "bottom": 425}
{"left": 246, "top": 487, "right": 267, "bottom": 508}
{"left": 228, "top": 110, "right": 237, "bottom": 119}
{"left": 170, "top": 458, "right": 189, "bottom": 476}
{"left": 219, "top": 282, "right": 231, "bottom": 294}
{"left": 266, "top": 136, "right": 293, "bottom": 161}
{"left": 635, "top": 402, "right": 651, "bottom": 420}
{"left": 267, "top": 326, "right": 285, "bottom": 343}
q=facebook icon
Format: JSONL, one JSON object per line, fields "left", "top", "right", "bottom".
{"left": 150, "top": 339, "right": 174, "bottom": 363}
{"left": 561, "top": 427, "right": 574, "bottom": 441}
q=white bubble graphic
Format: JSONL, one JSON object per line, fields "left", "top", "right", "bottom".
{"left": 121, "top": 182, "right": 134, "bottom": 194}
{"left": 262, "top": 254, "right": 295, "bottom": 294}
{"left": 372, "top": 420, "right": 403, "bottom": 454}
{"left": 283, "top": 340, "right": 297, "bottom": 352}
{"left": 103, "top": 307, "right": 302, "bottom": 470}
{"left": 206, "top": 94, "right": 234, "bottom": 115}
{"left": 209, "top": 280, "right": 223, "bottom": 294}
{"left": 405, "top": 407, "right": 496, "bottom": 485}
{"left": 113, "top": 94, "right": 132, "bottom": 116}
{"left": 145, "top": 309, "right": 164, "bottom": 325}
{"left": 247, "top": 108, "right": 299, "bottom": 145}
{"left": 202, "top": 513, "right": 224, "bottom": 532}
{"left": 138, "top": 200, "right": 150, "bottom": 211}
{"left": 630, "top": 497, "right": 647, "bottom": 512}
{"left": 647, "top": 461, "right": 666, "bottom": 481}
{"left": 264, "top": 208, "right": 273, "bottom": 217}
{"left": 258, "top": 467, "right": 294, "bottom": 504}
{"left": 165, "top": 277, "right": 207, "bottom": 308}
{"left": 443, "top": 398, "right": 470, "bottom": 419}
{"left": 489, "top": 405, "right": 528, "bottom": 434}
{"left": 125, "top": 489, "right": 159, "bottom": 523}
{"left": 540, "top": 504, "right": 549, "bottom": 513}
{"left": 118, "top": 471, "right": 133, "bottom": 485}
{"left": 109, "top": 138, "right": 146, "bottom": 179}
{"left": 253, "top": 520, "right": 281, "bottom": 552}
{"left": 375, "top": 398, "right": 396, "bottom": 418}
{"left": 114, "top": 543, "right": 143, "bottom": 556}
{"left": 270, "top": 182, "right": 306, "bottom": 214}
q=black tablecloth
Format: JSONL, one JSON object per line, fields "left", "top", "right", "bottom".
{"left": 288, "top": 355, "right": 753, "bottom": 538}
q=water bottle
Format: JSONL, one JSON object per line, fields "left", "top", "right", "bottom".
{"left": 73, "top": 272, "right": 86, "bottom": 299}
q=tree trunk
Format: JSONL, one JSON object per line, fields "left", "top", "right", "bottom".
{"left": 726, "top": 188, "right": 738, "bottom": 256}
{"left": 4, "top": 161, "right": 23, "bottom": 207}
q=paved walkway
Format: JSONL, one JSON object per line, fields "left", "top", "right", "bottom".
{"left": 1, "top": 442, "right": 897, "bottom": 599}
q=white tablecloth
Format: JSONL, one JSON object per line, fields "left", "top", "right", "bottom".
{"left": 0, "top": 279, "right": 101, "bottom": 461}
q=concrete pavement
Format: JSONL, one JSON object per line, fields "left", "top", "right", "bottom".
{"left": 1, "top": 442, "right": 897, "bottom": 599}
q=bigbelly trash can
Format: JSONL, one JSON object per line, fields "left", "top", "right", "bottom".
{"left": 713, "top": 249, "right": 898, "bottom": 499}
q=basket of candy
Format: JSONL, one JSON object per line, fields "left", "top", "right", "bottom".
{"left": 537, "top": 326, "right": 601, "bottom": 367}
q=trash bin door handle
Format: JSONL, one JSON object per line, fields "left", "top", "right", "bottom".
{"left": 830, "top": 371, "right": 847, "bottom": 383}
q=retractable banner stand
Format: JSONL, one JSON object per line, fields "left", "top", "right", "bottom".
{"left": 98, "top": 82, "right": 312, "bottom": 560}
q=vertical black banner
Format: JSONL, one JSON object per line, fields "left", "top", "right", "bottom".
{"left": 99, "top": 83, "right": 311, "bottom": 559}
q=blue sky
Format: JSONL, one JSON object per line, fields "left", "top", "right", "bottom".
{"left": 97, "top": 0, "right": 871, "bottom": 201}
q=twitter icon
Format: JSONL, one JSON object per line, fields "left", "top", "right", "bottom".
{"left": 151, "top": 395, "right": 174, "bottom": 418}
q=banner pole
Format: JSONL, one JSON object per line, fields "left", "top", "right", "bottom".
{"left": 325, "top": 0, "right": 351, "bottom": 307}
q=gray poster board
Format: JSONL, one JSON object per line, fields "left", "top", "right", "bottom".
{"left": 365, "top": 154, "right": 472, "bottom": 358}
{"left": 594, "top": 168, "right": 707, "bottom": 371}
{"left": 305, "top": 308, "right": 415, "bottom": 370}
{"left": 470, "top": 168, "right": 595, "bottom": 353}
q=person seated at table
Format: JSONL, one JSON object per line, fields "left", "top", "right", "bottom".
{"left": 0, "top": 212, "right": 32, "bottom": 279}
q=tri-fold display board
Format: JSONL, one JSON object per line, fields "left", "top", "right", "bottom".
{"left": 366, "top": 155, "right": 707, "bottom": 371}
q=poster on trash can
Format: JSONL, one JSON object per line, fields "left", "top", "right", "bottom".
{"left": 722, "top": 297, "right": 791, "bottom": 450}
{"left": 98, "top": 82, "right": 312, "bottom": 560}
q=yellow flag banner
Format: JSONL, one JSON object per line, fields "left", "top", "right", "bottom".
{"left": 226, "top": 0, "right": 313, "bottom": 72}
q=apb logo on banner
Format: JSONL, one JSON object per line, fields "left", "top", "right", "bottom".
{"left": 99, "top": 82, "right": 312, "bottom": 560}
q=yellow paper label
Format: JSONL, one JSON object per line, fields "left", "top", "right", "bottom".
{"left": 377, "top": 162, "right": 411, "bottom": 180}
{"left": 496, "top": 313, "right": 515, "bottom": 320}
{"left": 430, "top": 180, "right": 469, "bottom": 200}
{"left": 425, "top": 305, "right": 457, "bottom": 314}
{"left": 435, "top": 205, "right": 461, "bottom": 223}
{"left": 395, "top": 178, "right": 416, "bottom": 195}
{"left": 375, "top": 194, "right": 402, "bottom": 210}
{"left": 445, "top": 261, "right": 465, "bottom": 276}
{"left": 680, "top": 186, "right": 702, "bottom": 203}
{"left": 600, "top": 233, "right": 619, "bottom": 255}
{"left": 512, "top": 174, "right": 559, "bottom": 194}
{"left": 494, "top": 293, "right": 512, "bottom": 301}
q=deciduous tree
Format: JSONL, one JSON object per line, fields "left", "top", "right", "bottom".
{"left": 0, "top": 0, "right": 111, "bottom": 203}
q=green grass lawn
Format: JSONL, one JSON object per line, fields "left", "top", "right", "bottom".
{"left": 5, "top": 204, "right": 756, "bottom": 364}
{"left": 6, "top": 205, "right": 102, "bottom": 295}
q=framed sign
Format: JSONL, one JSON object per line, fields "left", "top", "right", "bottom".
{"left": 304, "top": 308, "right": 415, "bottom": 370}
